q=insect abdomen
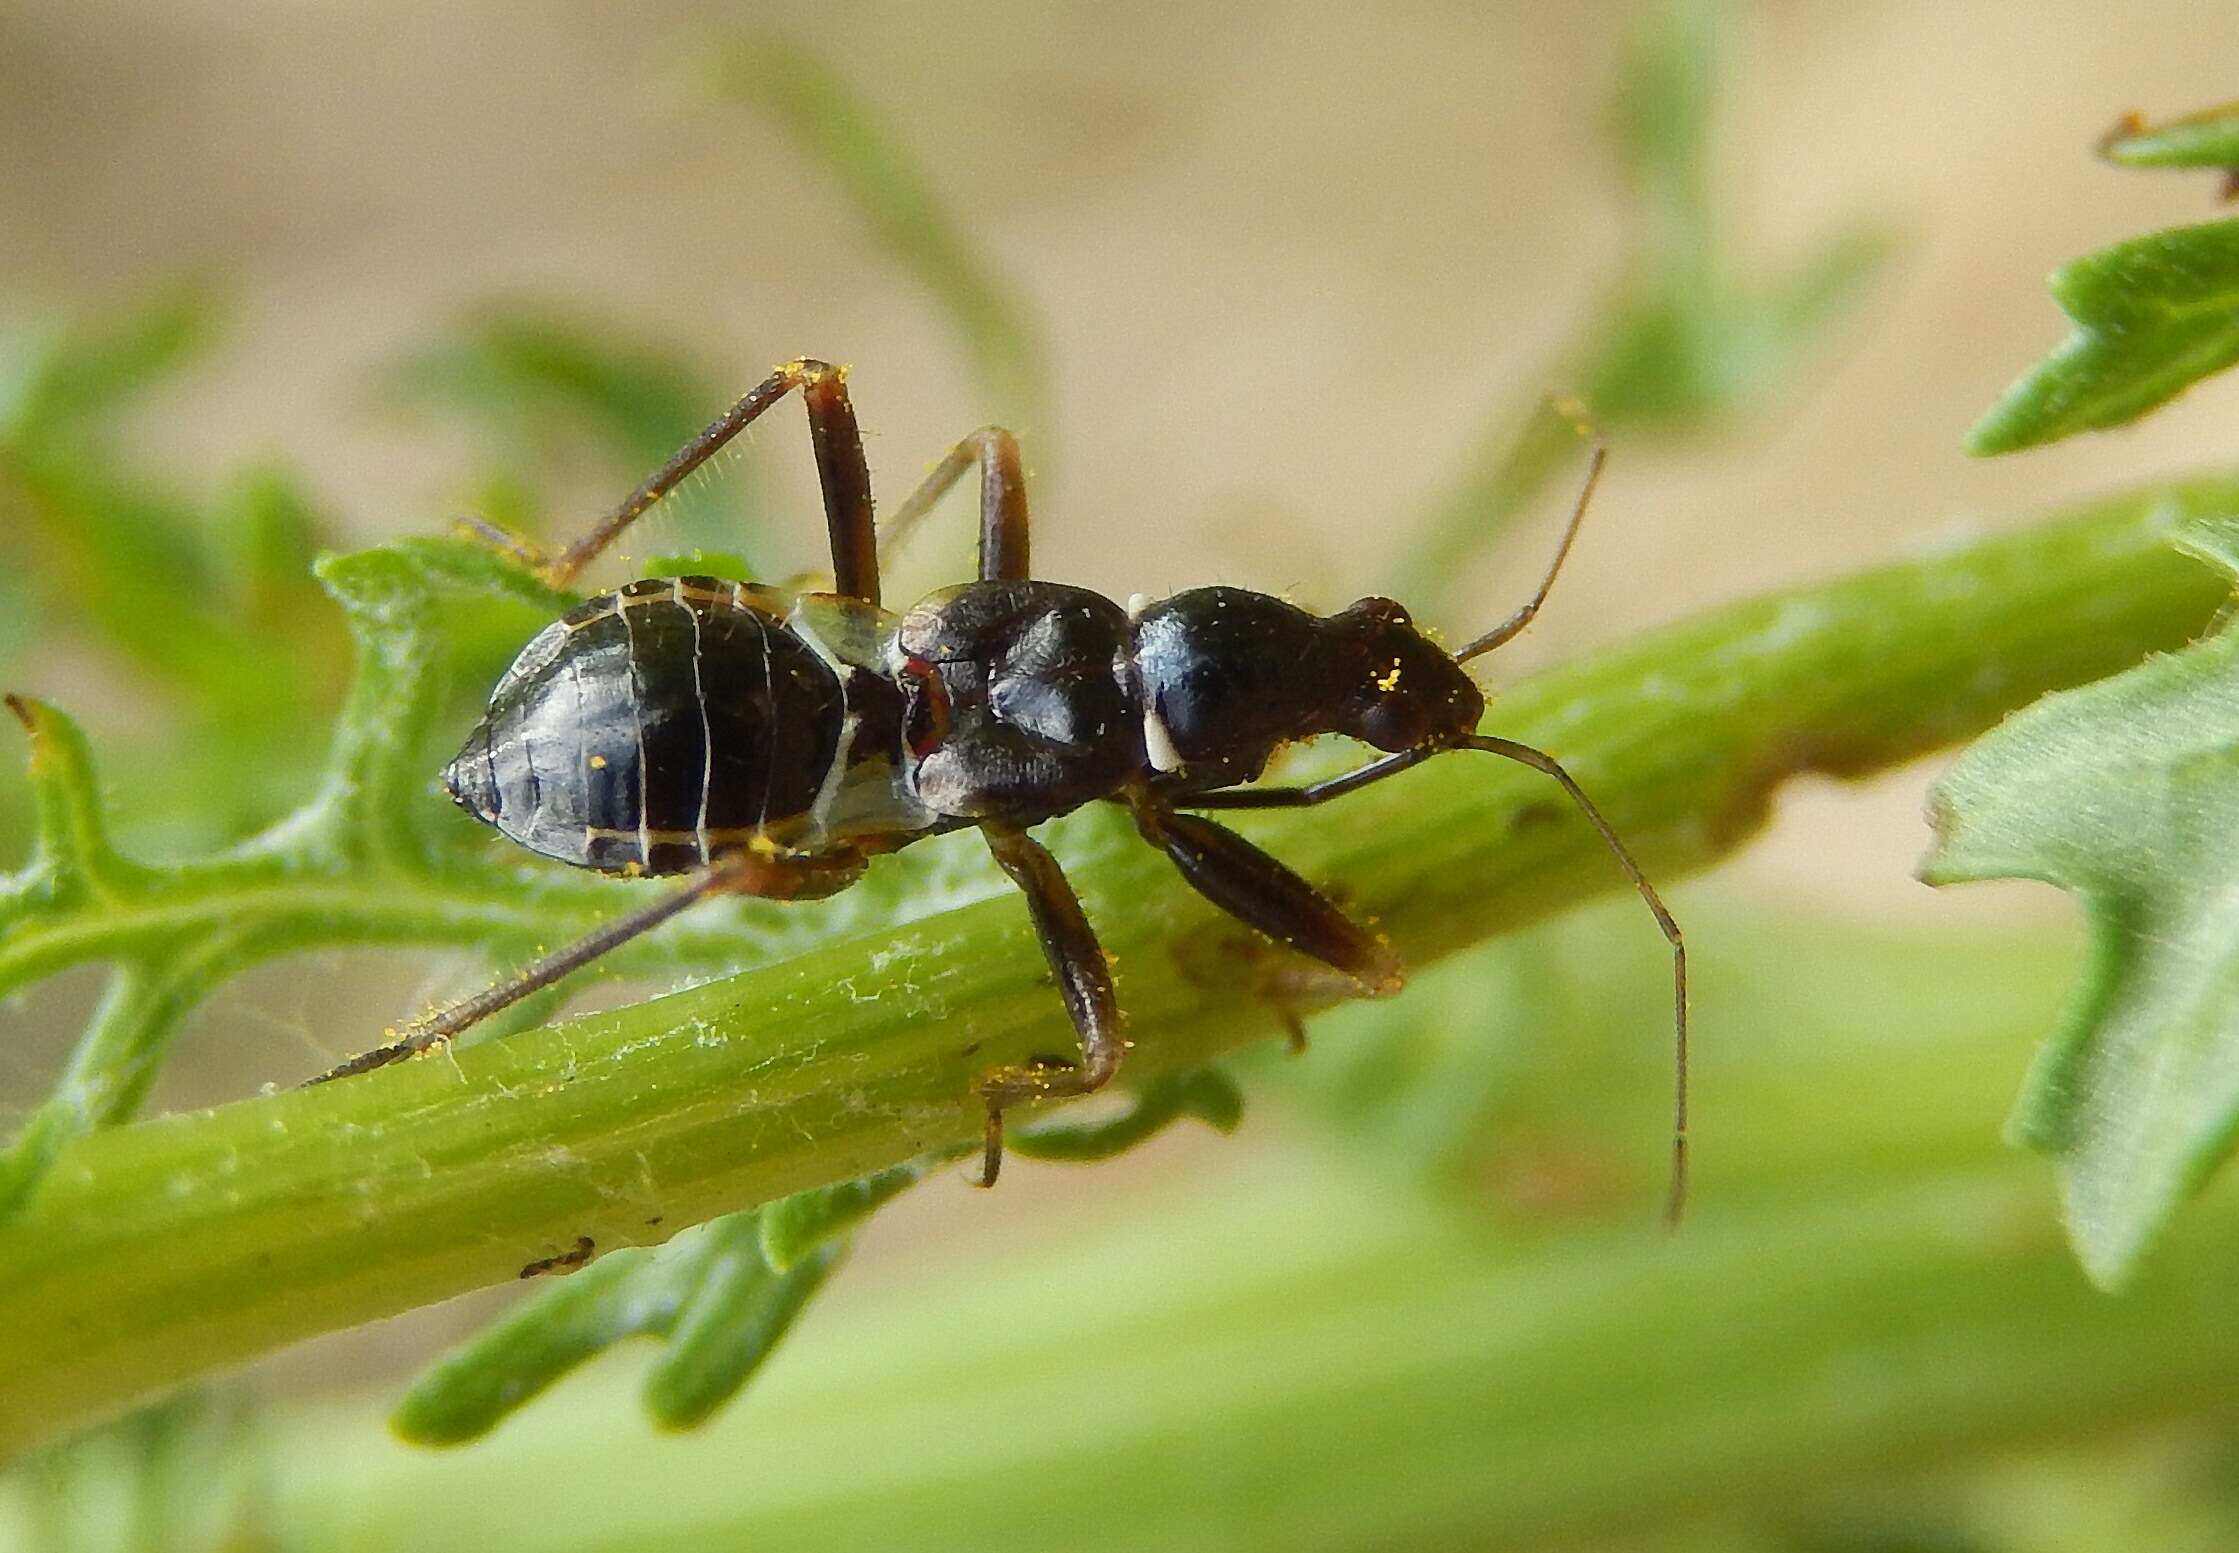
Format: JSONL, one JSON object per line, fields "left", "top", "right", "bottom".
{"left": 445, "top": 578, "right": 847, "bottom": 874}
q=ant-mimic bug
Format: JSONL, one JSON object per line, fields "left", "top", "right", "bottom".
{"left": 314, "top": 359, "right": 1689, "bottom": 1219}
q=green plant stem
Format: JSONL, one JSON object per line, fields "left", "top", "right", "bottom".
{"left": 0, "top": 475, "right": 2231, "bottom": 1458}
{"left": 232, "top": 1158, "right": 2239, "bottom": 1553}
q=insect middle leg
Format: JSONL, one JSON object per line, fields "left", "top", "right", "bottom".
{"left": 975, "top": 823, "right": 1123, "bottom": 1186}
{"left": 481, "top": 358, "right": 880, "bottom": 603}
{"left": 879, "top": 426, "right": 1030, "bottom": 582}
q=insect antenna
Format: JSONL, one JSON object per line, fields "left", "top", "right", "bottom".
{"left": 1457, "top": 732, "right": 1688, "bottom": 1224}
{"left": 1452, "top": 442, "right": 1607, "bottom": 664}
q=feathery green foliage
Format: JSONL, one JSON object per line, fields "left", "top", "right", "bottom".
{"left": 395, "top": 1069, "right": 1240, "bottom": 1443}
{"left": 1933, "top": 92, "right": 2239, "bottom": 1285}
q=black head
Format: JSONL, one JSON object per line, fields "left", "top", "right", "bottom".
{"left": 1324, "top": 596, "right": 1486, "bottom": 752}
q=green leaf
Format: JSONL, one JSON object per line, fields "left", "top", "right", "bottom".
{"left": 2101, "top": 102, "right": 2239, "bottom": 172}
{"left": 759, "top": 1163, "right": 937, "bottom": 1273}
{"left": 1583, "top": 0, "right": 1891, "bottom": 437}
{"left": 392, "top": 1210, "right": 842, "bottom": 1443}
{"left": 400, "top": 1066, "right": 1238, "bottom": 1439}
{"left": 1923, "top": 505, "right": 2239, "bottom": 1286}
{"left": 4, "top": 280, "right": 223, "bottom": 439}
{"left": 377, "top": 303, "right": 724, "bottom": 474}
{"left": 0, "top": 286, "right": 346, "bottom": 759}
{"left": 644, "top": 1238, "right": 841, "bottom": 1430}
{"left": 1006, "top": 1068, "right": 1246, "bottom": 1162}
{"left": 1967, "top": 218, "right": 2239, "bottom": 455}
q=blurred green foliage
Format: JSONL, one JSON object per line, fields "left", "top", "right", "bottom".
{"left": 1397, "top": 0, "right": 1892, "bottom": 614}
{"left": 691, "top": 32, "right": 1048, "bottom": 441}
{"left": 373, "top": 302, "right": 762, "bottom": 561}
{"left": 2101, "top": 99, "right": 2239, "bottom": 175}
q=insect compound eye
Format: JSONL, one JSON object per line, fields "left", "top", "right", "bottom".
{"left": 898, "top": 654, "right": 951, "bottom": 758}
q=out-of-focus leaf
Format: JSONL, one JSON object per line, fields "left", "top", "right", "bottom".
{"left": 1006, "top": 1067, "right": 1245, "bottom": 1161}
{"left": 759, "top": 1164, "right": 934, "bottom": 1273}
{"left": 390, "top": 1211, "right": 843, "bottom": 1444}
{"left": 216, "top": 464, "right": 324, "bottom": 619}
{"left": 644, "top": 1238, "right": 841, "bottom": 1431}
{"left": 2101, "top": 102, "right": 2239, "bottom": 174}
{"left": 5, "top": 281, "right": 223, "bottom": 439}
{"left": 1399, "top": 0, "right": 1890, "bottom": 610}
{"left": 1400, "top": 395, "right": 1600, "bottom": 608}
{"left": 402, "top": 1069, "right": 1238, "bottom": 1441}
{"left": 0, "top": 286, "right": 344, "bottom": 753}
{"left": 1923, "top": 507, "right": 2239, "bottom": 1287}
{"left": 1578, "top": 0, "right": 1892, "bottom": 437}
{"left": 376, "top": 303, "right": 758, "bottom": 562}
{"left": 377, "top": 303, "right": 716, "bottom": 472}
{"left": 15, "top": 1388, "right": 272, "bottom": 1553}
{"left": 1968, "top": 218, "right": 2239, "bottom": 455}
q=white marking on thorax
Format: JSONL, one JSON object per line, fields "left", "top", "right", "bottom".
{"left": 1126, "top": 592, "right": 1153, "bottom": 620}
{"left": 1142, "top": 702, "right": 1186, "bottom": 773}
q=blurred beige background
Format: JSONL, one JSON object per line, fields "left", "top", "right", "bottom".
{"left": 6, "top": 0, "right": 2239, "bottom": 1388}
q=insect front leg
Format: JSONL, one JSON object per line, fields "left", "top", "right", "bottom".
{"left": 974, "top": 824, "right": 1125, "bottom": 1186}
{"left": 1131, "top": 798, "right": 1404, "bottom": 1003}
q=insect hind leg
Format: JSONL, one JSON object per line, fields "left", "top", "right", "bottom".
{"left": 308, "top": 846, "right": 863, "bottom": 1085}
{"left": 461, "top": 359, "right": 882, "bottom": 603}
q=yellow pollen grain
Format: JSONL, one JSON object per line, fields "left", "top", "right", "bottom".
{"left": 588, "top": 754, "right": 608, "bottom": 769}
{"left": 1374, "top": 660, "right": 1404, "bottom": 692}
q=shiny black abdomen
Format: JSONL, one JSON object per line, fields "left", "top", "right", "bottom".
{"left": 444, "top": 578, "right": 846, "bottom": 874}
